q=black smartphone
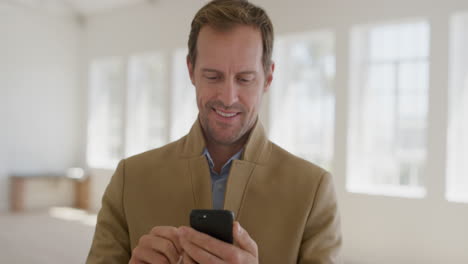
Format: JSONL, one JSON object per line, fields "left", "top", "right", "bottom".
{"left": 190, "top": 209, "right": 234, "bottom": 244}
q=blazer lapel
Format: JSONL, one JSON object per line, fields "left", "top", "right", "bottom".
{"left": 223, "top": 160, "right": 255, "bottom": 220}
{"left": 223, "top": 121, "right": 271, "bottom": 219}
{"left": 188, "top": 156, "right": 213, "bottom": 209}
{"left": 178, "top": 119, "right": 212, "bottom": 210}
{"left": 179, "top": 119, "right": 272, "bottom": 215}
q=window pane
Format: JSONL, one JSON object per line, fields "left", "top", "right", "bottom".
{"left": 170, "top": 48, "right": 198, "bottom": 141}
{"left": 269, "top": 31, "right": 335, "bottom": 170}
{"left": 398, "top": 22, "right": 430, "bottom": 59}
{"left": 447, "top": 13, "right": 468, "bottom": 203}
{"left": 126, "top": 53, "right": 168, "bottom": 157}
{"left": 87, "top": 57, "right": 125, "bottom": 168}
{"left": 348, "top": 21, "right": 430, "bottom": 197}
{"left": 362, "top": 64, "right": 398, "bottom": 185}
{"left": 369, "top": 24, "right": 398, "bottom": 61}
{"left": 369, "top": 22, "right": 429, "bottom": 61}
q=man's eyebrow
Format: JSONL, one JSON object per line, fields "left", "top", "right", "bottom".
{"left": 201, "top": 68, "right": 222, "bottom": 73}
{"left": 201, "top": 69, "right": 258, "bottom": 75}
{"left": 238, "top": 71, "right": 257, "bottom": 75}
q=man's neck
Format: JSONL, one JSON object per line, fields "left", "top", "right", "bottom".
{"left": 205, "top": 135, "right": 248, "bottom": 174}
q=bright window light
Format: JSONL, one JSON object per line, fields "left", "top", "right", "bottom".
{"left": 447, "top": 12, "right": 468, "bottom": 203}
{"left": 126, "top": 52, "right": 168, "bottom": 157}
{"left": 347, "top": 21, "right": 430, "bottom": 198}
{"left": 269, "top": 31, "right": 335, "bottom": 170}
{"left": 87, "top": 57, "right": 125, "bottom": 169}
{"left": 170, "top": 48, "right": 198, "bottom": 141}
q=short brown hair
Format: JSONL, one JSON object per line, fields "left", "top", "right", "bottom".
{"left": 188, "top": 0, "right": 274, "bottom": 74}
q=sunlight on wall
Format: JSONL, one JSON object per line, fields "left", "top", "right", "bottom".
{"left": 48, "top": 206, "right": 97, "bottom": 227}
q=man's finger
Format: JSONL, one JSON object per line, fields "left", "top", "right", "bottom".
{"left": 129, "top": 258, "right": 146, "bottom": 264}
{"left": 151, "top": 226, "right": 183, "bottom": 254}
{"left": 180, "top": 235, "right": 225, "bottom": 264}
{"left": 178, "top": 226, "right": 232, "bottom": 258}
{"left": 151, "top": 236, "right": 180, "bottom": 263}
{"left": 233, "top": 222, "right": 258, "bottom": 257}
{"left": 132, "top": 245, "right": 170, "bottom": 264}
{"left": 138, "top": 232, "right": 179, "bottom": 264}
{"left": 182, "top": 252, "right": 197, "bottom": 264}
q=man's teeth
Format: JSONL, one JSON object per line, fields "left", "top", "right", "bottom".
{"left": 215, "top": 109, "right": 237, "bottom": 117}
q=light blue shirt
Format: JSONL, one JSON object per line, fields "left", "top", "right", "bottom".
{"left": 202, "top": 148, "right": 243, "bottom": 209}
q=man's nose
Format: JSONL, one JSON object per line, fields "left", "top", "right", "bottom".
{"left": 218, "top": 79, "right": 239, "bottom": 106}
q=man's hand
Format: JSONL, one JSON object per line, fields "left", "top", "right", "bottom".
{"left": 129, "top": 226, "right": 182, "bottom": 264}
{"left": 178, "top": 221, "right": 258, "bottom": 264}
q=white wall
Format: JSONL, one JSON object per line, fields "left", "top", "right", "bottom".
{"left": 83, "top": 0, "right": 210, "bottom": 212}
{"left": 0, "top": 4, "right": 85, "bottom": 212}
{"left": 81, "top": 0, "right": 468, "bottom": 263}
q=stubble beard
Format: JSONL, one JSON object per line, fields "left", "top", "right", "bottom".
{"left": 199, "top": 101, "right": 254, "bottom": 147}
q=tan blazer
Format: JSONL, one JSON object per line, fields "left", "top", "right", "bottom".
{"left": 87, "top": 121, "right": 342, "bottom": 263}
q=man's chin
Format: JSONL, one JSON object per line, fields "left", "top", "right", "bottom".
{"left": 209, "top": 133, "right": 241, "bottom": 146}
{"left": 201, "top": 119, "right": 249, "bottom": 146}
{"left": 207, "top": 126, "right": 247, "bottom": 145}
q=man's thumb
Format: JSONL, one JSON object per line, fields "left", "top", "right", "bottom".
{"left": 233, "top": 221, "right": 258, "bottom": 257}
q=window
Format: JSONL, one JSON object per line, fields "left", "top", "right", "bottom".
{"left": 87, "top": 57, "right": 125, "bottom": 169}
{"left": 170, "top": 48, "right": 198, "bottom": 141}
{"left": 348, "top": 21, "right": 430, "bottom": 197}
{"left": 126, "top": 52, "right": 169, "bottom": 157}
{"left": 447, "top": 13, "right": 468, "bottom": 203}
{"left": 87, "top": 53, "right": 170, "bottom": 168}
{"left": 269, "top": 31, "right": 335, "bottom": 170}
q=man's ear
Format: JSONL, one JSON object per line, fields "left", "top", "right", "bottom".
{"left": 187, "top": 55, "right": 195, "bottom": 85}
{"left": 264, "top": 61, "right": 275, "bottom": 92}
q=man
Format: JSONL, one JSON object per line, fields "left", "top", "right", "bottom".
{"left": 87, "top": 0, "right": 342, "bottom": 263}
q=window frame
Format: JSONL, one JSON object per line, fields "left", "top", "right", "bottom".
{"left": 347, "top": 20, "right": 431, "bottom": 198}
{"left": 446, "top": 12, "right": 468, "bottom": 203}
{"left": 268, "top": 30, "right": 336, "bottom": 171}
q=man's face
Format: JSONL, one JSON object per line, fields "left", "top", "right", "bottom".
{"left": 188, "top": 25, "right": 274, "bottom": 146}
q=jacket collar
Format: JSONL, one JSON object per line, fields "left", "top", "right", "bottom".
{"left": 178, "top": 118, "right": 271, "bottom": 165}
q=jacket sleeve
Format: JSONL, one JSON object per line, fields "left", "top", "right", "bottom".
{"left": 298, "top": 172, "right": 343, "bottom": 264}
{"left": 86, "top": 159, "right": 131, "bottom": 264}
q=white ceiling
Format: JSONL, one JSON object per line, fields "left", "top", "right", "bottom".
{"left": 2, "top": 0, "right": 151, "bottom": 16}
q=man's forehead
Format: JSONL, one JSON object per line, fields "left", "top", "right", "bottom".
{"left": 196, "top": 24, "right": 262, "bottom": 52}
{"left": 195, "top": 25, "right": 263, "bottom": 71}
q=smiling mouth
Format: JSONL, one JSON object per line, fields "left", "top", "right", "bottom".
{"left": 213, "top": 108, "right": 240, "bottom": 118}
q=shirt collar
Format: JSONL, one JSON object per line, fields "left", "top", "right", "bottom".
{"left": 202, "top": 148, "right": 243, "bottom": 173}
{"left": 179, "top": 119, "right": 270, "bottom": 165}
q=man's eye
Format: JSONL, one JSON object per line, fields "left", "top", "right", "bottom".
{"left": 238, "top": 77, "right": 252, "bottom": 83}
{"left": 205, "top": 75, "right": 218, "bottom": 80}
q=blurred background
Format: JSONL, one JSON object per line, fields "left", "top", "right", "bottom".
{"left": 1, "top": 0, "right": 467, "bottom": 263}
